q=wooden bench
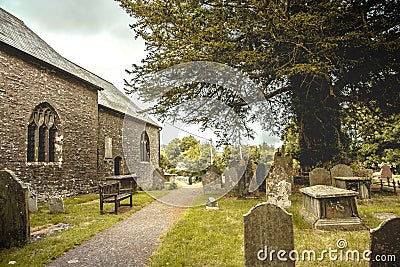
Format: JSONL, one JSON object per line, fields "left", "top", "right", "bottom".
{"left": 99, "top": 182, "right": 135, "bottom": 214}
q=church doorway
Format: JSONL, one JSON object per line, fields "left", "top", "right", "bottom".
{"left": 114, "top": 156, "right": 122, "bottom": 175}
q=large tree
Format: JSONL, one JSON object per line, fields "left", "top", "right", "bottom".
{"left": 117, "top": 0, "right": 400, "bottom": 169}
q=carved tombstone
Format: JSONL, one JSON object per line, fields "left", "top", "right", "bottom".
{"left": 370, "top": 217, "right": 400, "bottom": 267}
{"left": 331, "top": 164, "right": 353, "bottom": 179}
{"left": 266, "top": 166, "right": 291, "bottom": 207}
{"left": 309, "top": 168, "right": 331, "bottom": 186}
{"left": 201, "top": 165, "right": 223, "bottom": 195}
{"left": 380, "top": 165, "right": 393, "bottom": 179}
{"left": 244, "top": 202, "right": 295, "bottom": 267}
{"left": 0, "top": 170, "right": 30, "bottom": 248}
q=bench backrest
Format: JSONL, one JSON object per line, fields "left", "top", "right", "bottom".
{"left": 99, "top": 182, "right": 120, "bottom": 196}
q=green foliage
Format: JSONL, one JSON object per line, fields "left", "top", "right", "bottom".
{"left": 281, "top": 120, "right": 300, "bottom": 159}
{"left": 343, "top": 105, "right": 400, "bottom": 171}
{"left": 164, "top": 138, "right": 181, "bottom": 167}
{"left": 162, "top": 136, "right": 215, "bottom": 176}
{"left": 160, "top": 149, "right": 174, "bottom": 170}
{"left": 213, "top": 144, "right": 274, "bottom": 174}
{"left": 117, "top": 0, "right": 400, "bottom": 169}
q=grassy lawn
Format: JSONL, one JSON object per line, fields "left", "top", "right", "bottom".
{"left": 0, "top": 191, "right": 160, "bottom": 266}
{"left": 148, "top": 188, "right": 400, "bottom": 267}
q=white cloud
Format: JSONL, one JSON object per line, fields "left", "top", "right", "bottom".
{"left": 1, "top": 0, "right": 144, "bottom": 90}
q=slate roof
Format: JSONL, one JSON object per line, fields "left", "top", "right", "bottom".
{"left": 98, "top": 88, "right": 160, "bottom": 127}
{"left": 0, "top": 8, "right": 160, "bottom": 128}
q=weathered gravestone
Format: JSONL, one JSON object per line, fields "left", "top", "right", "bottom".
{"left": 309, "top": 168, "right": 331, "bottom": 186}
{"left": 380, "top": 165, "right": 392, "bottom": 179}
{"left": 237, "top": 160, "right": 254, "bottom": 198}
{"left": 274, "top": 148, "right": 293, "bottom": 177}
{"left": 331, "top": 164, "right": 353, "bottom": 180}
{"left": 0, "top": 170, "right": 30, "bottom": 248}
{"left": 266, "top": 166, "right": 291, "bottom": 207}
{"left": 201, "top": 165, "right": 223, "bottom": 195}
{"left": 370, "top": 217, "right": 400, "bottom": 267}
{"left": 27, "top": 185, "right": 38, "bottom": 213}
{"left": 244, "top": 202, "right": 295, "bottom": 266}
{"left": 224, "top": 165, "right": 238, "bottom": 193}
{"left": 49, "top": 196, "right": 65, "bottom": 214}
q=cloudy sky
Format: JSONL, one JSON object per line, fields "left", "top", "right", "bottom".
{"left": 1, "top": 0, "right": 281, "bottom": 147}
{"left": 1, "top": 0, "right": 141, "bottom": 90}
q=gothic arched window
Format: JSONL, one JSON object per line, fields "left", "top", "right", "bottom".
{"left": 140, "top": 131, "right": 150, "bottom": 162}
{"left": 27, "top": 103, "right": 59, "bottom": 163}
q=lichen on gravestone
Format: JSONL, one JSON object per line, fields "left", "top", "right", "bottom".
{"left": 244, "top": 202, "right": 294, "bottom": 266}
{"left": 49, "top": 196, "right": 65, "bottom": 214}
{"left": 265, "top": 166, "right": 292, "bottom": 207}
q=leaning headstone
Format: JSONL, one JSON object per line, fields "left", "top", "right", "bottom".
{"left": 244, "top": 202, "right": 295, "bottom": 267}
{"left": 0, "top": 170, "right": 30, "bottom": 248}
{"left": 201, "top": 165, "right": 223, "bottom": 195}
{"left": 266, "top": 166, "right": 291, "bottom": 207}
{"left": 49, "top": 196, "right": 65, "bottom": 214}
{"left": 27, "top": 185, "right": 38, "bottom": 213}
{"left": 370, "top": 217, "right": 400, "bottom": 267}
{"left": 331, "top": 164, "right": 353, "bottom": 180}
{"left": 309, "top": 168, "right": 331, "bottom": 186}
{"left": 205, "top": 197, "right": 219, "bottom": 210}
{"left": 380, "top": 164, "right": 392, "bottom": 179}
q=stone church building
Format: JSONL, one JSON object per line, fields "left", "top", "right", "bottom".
{"left": 0, "top": 8, "right": 161, "bottom": 200}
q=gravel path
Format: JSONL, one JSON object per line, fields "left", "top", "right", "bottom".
{"left": 47, "top": 186, "right": 202, "bottom": 267}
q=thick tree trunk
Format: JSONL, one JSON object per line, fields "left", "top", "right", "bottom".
{"left": 291, "top": 75, "right": 344, "bottom": 171}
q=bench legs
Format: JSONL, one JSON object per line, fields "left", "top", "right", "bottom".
{"left": 114, "top": 196, "right": 118, "bottom": 214}
{"left": 100, "top": 196, "right": 104, "bottom": 214}
{"left": 100, "top": 195, "right": 133, "bottom": 215}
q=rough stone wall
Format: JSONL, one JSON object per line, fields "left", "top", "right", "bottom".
{"left": 0, "top": 46, "right": 99, "bottom": 200}
{"left": 98, "top": 106, "right": 160, "bottom": 182}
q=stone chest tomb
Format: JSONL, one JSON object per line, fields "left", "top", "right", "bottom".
{"left": 300, "top": 185, "right": 366, "bottom": 230}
